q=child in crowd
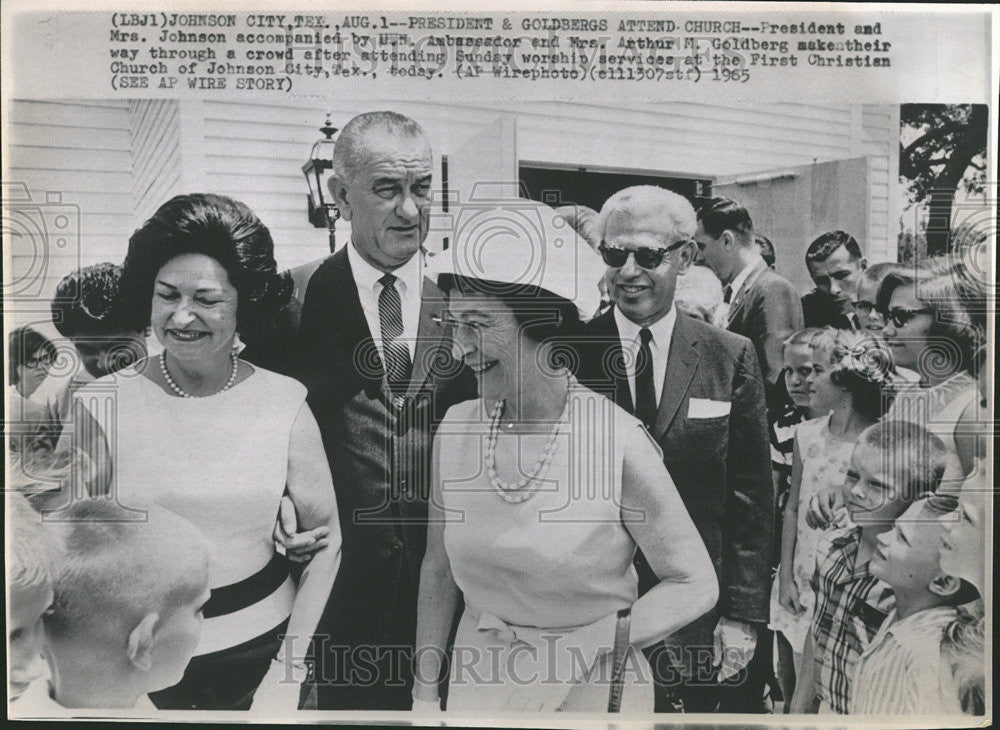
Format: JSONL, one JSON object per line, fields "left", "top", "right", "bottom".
{"left": 851, "top": 495, "right": 980, "bottom": 714}
{"left": 788, "top": 420, "right": 948, "bottom": 714}
{"left": 33, "top": 263, "right": 147, "bottom": 441}
{"left": 938, "top": 488, "right": 987, "bottom": 715}
{"left": 12, "top": 499, "right": 211, "bottom": 714}
{"left": 771, "top": 330, "right": 890, "bottom": 708}
{"left": 769, "top": 328, "right": 823, "bottom": 500}
{"left": 939, "top": 604, "right": 985, "bottom": 715}
{"left": 8, "top": 326, "right": 58, "bottom": 450}
{"left": 8, "top": 492, "right": 58, "bottom": 703}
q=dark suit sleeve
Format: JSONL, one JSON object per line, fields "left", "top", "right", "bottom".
{"left": 721, "top": 339, "right": 774, "bottom": 623}
{"left": 759, "top": 279, "right": 804, "bottom": 384}
{"left": 294, "top": 267, "right": 333, "bottom": 398}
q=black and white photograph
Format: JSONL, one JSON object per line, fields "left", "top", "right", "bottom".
{"left": 3, "top": 1, "right": 995, "bottom": 726}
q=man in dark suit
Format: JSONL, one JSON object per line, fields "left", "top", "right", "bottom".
{"left": 801, "top": 230, "right": 866, "bottom": 329}
{"left": 693, "top": 197, "right": 803, "bottom": 402}
{"left": 294, "top": 111, "right": 474, "bottom": 710}
{"left": 577, "top": 186, "right": 773, "bottom": 713}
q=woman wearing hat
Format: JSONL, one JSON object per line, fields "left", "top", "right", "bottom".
{"left": 412, "top": 203, "right": 717, "bottom": 712}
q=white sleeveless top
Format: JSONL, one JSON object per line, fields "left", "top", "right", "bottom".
{"left": 435, "top": 383, "right": 656, "bottom": 711}
{"left": 74, "top": 363, "right": 305, "bottom": 654}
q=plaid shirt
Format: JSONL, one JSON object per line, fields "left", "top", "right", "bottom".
{"left": 809, "top": 527, "right": 895, "bottom": 713}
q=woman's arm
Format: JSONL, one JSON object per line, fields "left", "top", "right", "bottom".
{"left": 413, "top": 435, "right": 461, "bottom": 705}
{"left": 277, "top": 402, "right": 342, "bottom": 665}
{"left": 778, "top": 438, "right": 805, "bottom": 613}
{"left": 621, "top": 432, "right": 719, "bottom": 648}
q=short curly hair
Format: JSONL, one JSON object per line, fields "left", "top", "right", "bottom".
{"left": 119, "top": 194, "right": 292, "bottom": 335}
{"left": 813, "top": 328, "right": 894, "bottom": 422}
{"left": 51, "top": 263, "right": 137, "bottom": 338}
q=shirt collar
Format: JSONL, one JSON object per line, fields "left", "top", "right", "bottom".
{"left": 614, "top": 304, "right": 677, "bottom": 351}
{"left": 346, "top": 241, "right": 423, "bottom": 299}
{"left": 885, "top": 606, "right": 958, "bottom": 645}
{"left": 728, "top": 255, "right": 765, "bottom": 299}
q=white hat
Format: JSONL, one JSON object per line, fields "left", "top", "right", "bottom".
{"left": 427, "top": 200, "right": 605, "bottom": 321}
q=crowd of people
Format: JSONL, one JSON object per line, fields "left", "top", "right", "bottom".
{"left": 6, "top": 109, "right": 990, "bottom": 717}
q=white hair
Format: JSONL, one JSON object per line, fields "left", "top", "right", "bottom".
{"left": 332, "top": 111, "right": 429, "bottom": 185}
{"left": 597, "top": 185, "right": 697, "bottom": 242}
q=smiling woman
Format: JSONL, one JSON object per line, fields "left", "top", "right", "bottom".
{"left": 413, "top": 203, "right": 717, "bottom": 713}
{"left": 63, "top": 194, "right": 342, "bottom": 711}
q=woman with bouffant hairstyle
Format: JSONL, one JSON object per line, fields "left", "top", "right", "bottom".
{"left": 120, "top": 194, "right": 293, "bottom": 337}
{"left": 67, "top": 194, "right": 341, "bottom": 711}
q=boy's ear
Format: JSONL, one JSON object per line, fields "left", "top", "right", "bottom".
{"left": 929, "top": 573, "right": 961, "bottom": 599}
{"left": 126, "top": 613, "right": 159, "bottom": 671}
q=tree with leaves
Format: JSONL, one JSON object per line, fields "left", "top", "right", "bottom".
{"left": 899, "top": 104, "right": 988, "bottom": 256}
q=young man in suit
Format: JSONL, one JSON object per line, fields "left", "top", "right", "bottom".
{"left": 801, "top": 230, "right": 867, "bottom": 329}
{"left": 693, "top": 197, "right": 804, "bottom": 402}
{"left": 294, "top": 111, "right": 475, "bottom": 710}
{"left": 577, "top": 186, "right": 773, "bottom": 713}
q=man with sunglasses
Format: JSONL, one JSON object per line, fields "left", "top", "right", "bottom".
{"left": 577, "top": 186, "right": 773, "bottom": 714}
{"left": 693, "top": 197, "right": 803, "bottom": 397}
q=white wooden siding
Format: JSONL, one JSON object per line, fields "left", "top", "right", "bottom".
{"left": 5, "top": 100, "right": 133, "bottom": 332}
{"left": 6, "top": 98, "right": 899, "bottom": 321}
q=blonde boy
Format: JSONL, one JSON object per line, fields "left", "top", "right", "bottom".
{"left": 14, "top": 499, "right": 210, "bottom": 714}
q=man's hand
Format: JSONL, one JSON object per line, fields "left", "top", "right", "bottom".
{"left": 273, "top": 495, "right": 330, "bottom": 562}
{"left": 804, "top": 484, "right": 847, "bottom": 530}
{"left": 713, "top": 617, "right": 757, "bottom": 682}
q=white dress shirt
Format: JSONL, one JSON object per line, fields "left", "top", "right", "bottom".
{"left": 726, "top": 257, "right": 760, "bottom": 304}
{"left": 614, "top": 304, "right": 677, "bottom": 407}
{"left": 347, "top": 242, "right": 423, "bottom": 361}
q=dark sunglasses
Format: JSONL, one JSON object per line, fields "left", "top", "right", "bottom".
{"left": 886, "top": 307, "right": 933, "bottom": 327}
{"left": 599, "top": 239, "right": 690, "bottom": 269}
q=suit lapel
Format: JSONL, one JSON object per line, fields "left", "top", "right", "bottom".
{"left": 326, "top": 249, "right": 382, "bottom": 392}
{"left": 726, "top": 259, "right": 768, "bottom": 325}
{"left": 589, "top": 310, "right": 634, "bottom": 413}
{"left": 652, "top": 312, "right": 700, "bottom": 440}
{"left": 406, "top": 276, "right": 448, "bottom": 398}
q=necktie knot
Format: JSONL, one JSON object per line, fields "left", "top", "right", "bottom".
{"left": 639, "top": 327, "right": 653, "bottom": 345}
{"left": 723, "top": 285, "right": 733, "bottom": 304}
{"left": 379, "top": 272, "right": 397, "bottom": 290}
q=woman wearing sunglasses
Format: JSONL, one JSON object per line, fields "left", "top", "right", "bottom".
{"left": 413, "top": 203, "right": 717, "bottom": 712}
{"left": 879, "top": 261, "right": 985, "bottom": 482}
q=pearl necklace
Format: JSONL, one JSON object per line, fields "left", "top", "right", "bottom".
{"left": 485, "top": 388, "right": 570, "bottom": 504}
{"left": 159, "top": 351, "right": 239, "bottom": 398}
